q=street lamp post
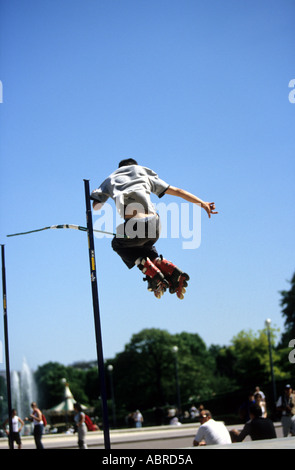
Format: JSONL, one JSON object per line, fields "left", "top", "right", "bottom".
{"left": 107, "top": 365, "right": 117, "bottom": 429}
{"left": 172, "top": 346, "right": 182, "bottom": 419}
{"left": 265, "top": 318, "right": 276, "bottom": 407}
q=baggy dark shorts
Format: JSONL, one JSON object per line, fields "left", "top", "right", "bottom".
{"left": 12, "top": 432, "right": 21, "bottom": 446}
{"left": 111, "top": 214, "right": 161, "bottom": 269}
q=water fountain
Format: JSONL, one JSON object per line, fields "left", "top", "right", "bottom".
{"left": 11, "top": 370, "right": 21, "bottom": 415}
{"left": 11, "top": 357, "right": 38, "bottom": 419}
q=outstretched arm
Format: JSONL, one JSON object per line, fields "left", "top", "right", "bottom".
{"left": 165, "top": 186, "right": 218, "bottom": 218}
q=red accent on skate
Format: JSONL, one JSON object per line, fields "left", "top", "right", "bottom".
{"left": 154, "top": 257, "right": 177, "bottom": 276}
{"left": 142, "top": 258, "right": 162, "bottom": 279}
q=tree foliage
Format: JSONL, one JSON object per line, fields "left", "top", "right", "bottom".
{"left": 279, "top": 272, "right": 295, "bottom": 345}
{"left": 109, "top": 328, "right": 218, "bottom": 411}
{"left": 26, "top": 271, "right": 294, "bottom": 424}
{"left": 35, "top": 361, "right": 92, "bottom": 409}
{"left": 34, "top": 321, "right": 293, "bottom": 418}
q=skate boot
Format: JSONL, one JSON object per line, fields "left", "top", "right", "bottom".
{"left": 154, "top": 256, "right": 190, "bottom": 299}
{"left": 137, "top": 257, "right": 169, "bottom": 299}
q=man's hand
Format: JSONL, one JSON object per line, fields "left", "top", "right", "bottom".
{"left": 202, "top": 202, "right": 218, "bottom": 218}
{"left": 165, "top": 187, "right": 218, "bottom": 219}
{"left": 92, "top": 201, "right": 102, "bottom": 211}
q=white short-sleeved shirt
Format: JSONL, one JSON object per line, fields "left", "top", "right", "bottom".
{"left": 91, "top": 165, "right": 169, "bottom": 217}
{"left": 194, "top": 419, "right": 232, "bottom": 446}
{"left": 12, "top": 416, "right": 20, "bottom": 433}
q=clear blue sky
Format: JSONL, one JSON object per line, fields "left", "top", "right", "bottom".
{"left": 0, "top": 0, "right": 294, "bottom": 372}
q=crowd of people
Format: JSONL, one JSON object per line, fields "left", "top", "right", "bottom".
{"left": 123, "top": 383, "right": 295, "bottom": 447}
{"left": 1, "top": 401, "right": 99, "bottom": 450}
{"left": 192, "top": 383, "right": 295, "bottom": 446}
{"left": 126, "top": 409, "right": 144, "bottom": 428}
{"left": 124, "top": 384, "right": 295, "bottom": 447}
{"left": 2, "top": 384, "right": 294, "bottom": 449}
{"left": 2, "top": 402, "right": 44, "bottom": 449}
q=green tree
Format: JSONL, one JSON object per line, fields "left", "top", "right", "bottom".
{"left": 84, "top": 367, "right": 100, "bottom": 405}
{"left": 173, "top": 331, "right": 216, "bottom": 401}
{"left": 109, "top": 328, "right": 217, "bottom": 411}
{"left": 225, "top": 327, "right": 288, "bottom": 388}
{"left": 209, "top": 344, "right": 238, "bottom": 392}
{"left": 279, "top": 272, "right": 295, "bottom": 346}
{"left": 35, "top": 362, "right": 89, "bottom": 409}
{"left": 33, "top": 324, "right": 293, "bottom": 422}
{"left": 35, "top": 362, "right": 68, "bottom": 409}
{"left": 112, "top": 328, "right": 175, "bottom": 410}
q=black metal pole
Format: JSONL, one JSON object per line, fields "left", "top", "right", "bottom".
{"left": 1, "top": 245, "right": 14, "bottom": 449}
{"left": 83, "top": 180, "right": 110, "bottom": 449}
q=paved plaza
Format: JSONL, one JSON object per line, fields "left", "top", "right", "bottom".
{"left": 0, "top": 422, "right": 294, "bottom": 450}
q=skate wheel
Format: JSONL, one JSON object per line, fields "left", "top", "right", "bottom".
{"left": 154, "top": 287, "right": 165, "bottom": 299}
{"left": 178, "top": 293, "right": 184, "bottom": 300}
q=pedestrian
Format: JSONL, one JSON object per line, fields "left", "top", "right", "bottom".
{"left": 170, "top": 417, "right": 182, "bottom": 426}
{"left": 255, "top": 386, "right": 266, "bottom": 401}
{"left": 133, "top": 409, "right": 144, "bottom": 428}
{"left": 167, "top": 407, "right": 177, "bottom": 424}
{"left": 3, "top": 409, "right": 24, "bottom": 449}
{"left": 254, "top": 392, "right": 267, "bottom": 418}
{"left": 193, "top": 410, "right": 231, "bottom": 446}
{"left": 91, "top": 159, "right": 217, "bottom": 299}
{"left": 239, "top": 392, "right": 256, "bottom": 423}
{"left": 73, "top": 403, "right": 88, "bottom": 449}
{"left": 276, "top": 384, "right": 295, "bottom": 437}
{"left": 189, "top": 405, "right": 199, "bottom": 420}
{"left": 25, "top": 402, "right": 44, "bottom": 449}
{"left": 231, "top": 403, "right": 276, "bottom": 442}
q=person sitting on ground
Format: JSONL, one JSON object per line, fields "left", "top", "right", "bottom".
{"left": 231, "top": 403, "right": 277, "bottom": 442}
{"left": 193, "top": 410, "right": 231, "bottom": 446}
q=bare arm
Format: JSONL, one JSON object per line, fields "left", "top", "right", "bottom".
{"left": 165, "top": 186, "right": 218, "bottom": 218}
{"left": 18, "top": 417, "right": 24, "bottom": 431}
{"left": 30, "top": 409, "right": 42, "bottom": 422}
{"left": 193, "top": 439, "right": 207, "bottom": 446}
{"left": 77, "top": 413, "right": 85, "bottom": 427}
